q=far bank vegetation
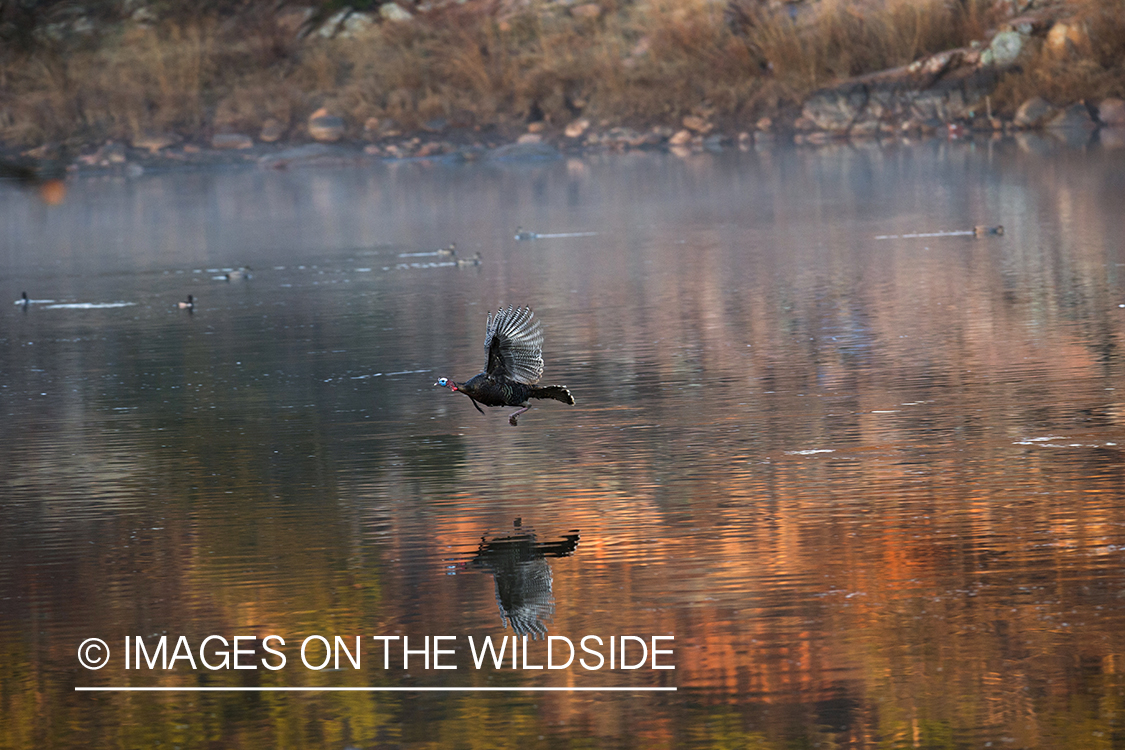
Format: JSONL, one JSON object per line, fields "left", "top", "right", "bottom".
{"left": 0, "top": 0, "right": 1122, "bottom": 146}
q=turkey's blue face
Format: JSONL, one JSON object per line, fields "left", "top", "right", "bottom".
{"left": 434, "top": 377, "right": 457, "bottom": 391}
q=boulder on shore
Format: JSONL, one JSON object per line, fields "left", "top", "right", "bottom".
{"left": 983, "top": 30, "right": 1024, "bottom": 67}
{"left": 800, "top": 55, "right": 999, "bottom": 135}
{"left": 1013, "top": 97, "right": 1056, "bottom": 128}
{"left": 308, "top": 108, "right": 346, "bottom": 142}
{"left": 1047, "top": 103, "right": 1096, "bottom": 131}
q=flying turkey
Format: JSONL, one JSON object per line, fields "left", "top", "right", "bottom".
{"left": 434, "top": 305, "right": 575, "bottom": 426}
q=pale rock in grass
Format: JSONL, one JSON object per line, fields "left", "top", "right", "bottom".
{"left": 380, "top": 3, "right": 413, "bottom": 22}
{"left": 682, "top": 115, "right": 712, "bottom": 133}
{"left": 211, "top": 133, "right": 254, "bottom": 150}
{"left": 985, "top": 30, "right": 1023, "bottom": 67}
{"left": 1044, "top": 21, "right": 1088, "bottom": 60}
{"left": 131, "top": 132, "right": 179, "bottom": 153}
{"left": 131, "top": 6, "right": 158, "bottom": 26}
{"left": 339, "top": 11, "right": 376, "bottom": 38}
{"left": 308, "top": 108, "right": 346, "bottom": 142}
{"left": 668, "top": 129, "right": 692, "bottom": 146}
{"left": 565, "top": 118, "right": 590, "bottom": 138}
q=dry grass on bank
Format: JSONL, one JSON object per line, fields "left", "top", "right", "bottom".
{"left": 0, "top": 0, "right": 1121, "bottom": 147}
{"left": 733, "top": 0, "right": 993, "bottom": 84}
{"left": 0, "top": 11, "right": 309, "bottom": 144}
{"left": 990, "top": 0, "right": 1125, "bottom": 111}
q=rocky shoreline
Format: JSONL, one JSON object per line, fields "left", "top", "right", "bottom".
{"left": 793, "top": 5, "right": 1125, "bottom": 143}
{"left": 47, "top": 96, "right": 1125, "bottom": 182}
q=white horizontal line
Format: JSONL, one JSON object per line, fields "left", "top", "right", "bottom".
{"left": 76, "top": 686, "right": 676, "bottom": 692}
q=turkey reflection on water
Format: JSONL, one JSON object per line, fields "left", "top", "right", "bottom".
{"left": 2, "top": 141, "right": 1125, "bottom": 748}
{"left": 449, "top": 519, "right": 580, "bottom": 639}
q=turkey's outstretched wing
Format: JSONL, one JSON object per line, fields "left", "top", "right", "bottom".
{"left": 484, "top": 305, "right": 544, "bottom": 384}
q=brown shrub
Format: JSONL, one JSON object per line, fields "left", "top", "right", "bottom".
{"left": 733, "top": 0, "right": 996, "bottom": 87}
{"left": 990, "top": 0, "right": 1125, "bottom": 112}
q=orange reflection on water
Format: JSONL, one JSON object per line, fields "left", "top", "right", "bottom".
{"left": 2, "top": 142, "right": 1125, "bottom": 748}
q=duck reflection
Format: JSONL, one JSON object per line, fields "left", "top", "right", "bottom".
{"left": 452, "top": 519, "right": 579, "bottom": 639}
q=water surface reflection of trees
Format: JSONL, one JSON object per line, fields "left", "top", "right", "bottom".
{"left": 2, "top": 143, "right": 1125, "bottom": 748}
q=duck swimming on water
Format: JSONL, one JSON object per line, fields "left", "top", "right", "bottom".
{"left": 973, "top": 225, "right": 1004, "bottom": 237}
{"left": 178, "top": 294, "right": 195, "bottom": 310}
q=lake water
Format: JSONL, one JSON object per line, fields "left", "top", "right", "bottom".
{"left": 3, "top": 135, "right": 1125, "bottom": 749}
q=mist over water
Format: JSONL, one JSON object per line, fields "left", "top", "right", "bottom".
{"left": 3, "top": 139, "right": 1125, "bottom": 748}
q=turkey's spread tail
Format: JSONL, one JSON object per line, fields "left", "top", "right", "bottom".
{"left": 530, "top": 385, "right": 575, "bottom": 405}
